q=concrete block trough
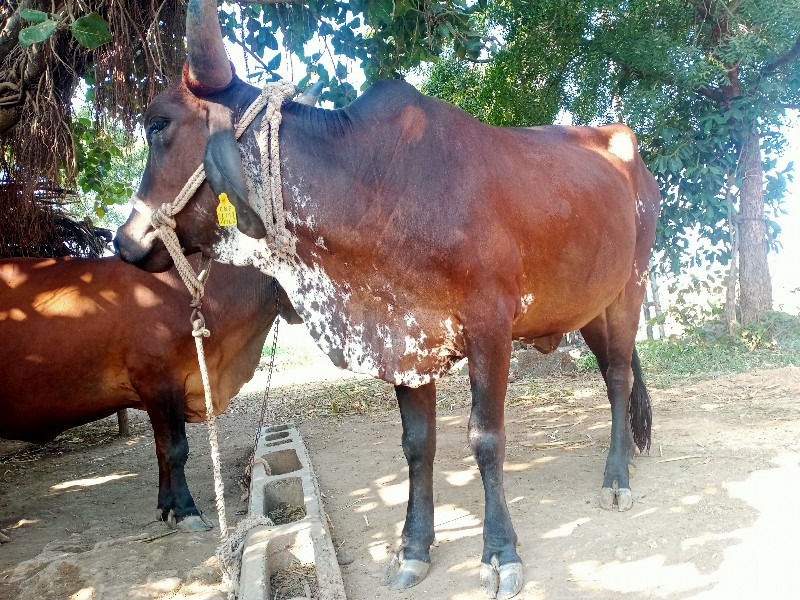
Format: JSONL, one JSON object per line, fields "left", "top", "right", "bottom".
{"left": 239, "top": 424, "right": 346, "bottom": 600}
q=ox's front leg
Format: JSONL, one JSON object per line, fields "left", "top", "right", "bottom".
{"left": 384, "top": 382, "right": 437, "bottom": 589}
{"left": 466, "top": 324, "right": 523, "bottom": 599}
{"left": 144, "top": 386, "right": 210, "bottom": 532}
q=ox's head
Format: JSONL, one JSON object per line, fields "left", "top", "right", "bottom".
{"left": 115, "top": 0, "right": 296, "bottom": 272}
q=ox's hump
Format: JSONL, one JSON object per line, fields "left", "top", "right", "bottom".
{"left": 347, "top": 79, "right": 428, "bottom": 120}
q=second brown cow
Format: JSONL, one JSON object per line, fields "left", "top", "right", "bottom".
{"left": 0, "top": 256, "right": 299, "bottom": 531}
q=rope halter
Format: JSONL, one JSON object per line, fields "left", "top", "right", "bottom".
{"left": 131, "top": 79, "right": 297, "bottom": 304}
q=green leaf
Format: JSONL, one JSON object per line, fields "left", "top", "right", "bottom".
{"left": 266, "top": 53, "right": 281, "bottom": 71}
{"left": 70, "top": 12, "right": 112, "bottom": 50}
{"left": 20, "top": 9, "right": 50, "bottom": 23}
{"left": 257, "top": 28, "right": 278, "bottom": 51}
{"left": 19, "top": 20, "right": 57, "bottom": 46}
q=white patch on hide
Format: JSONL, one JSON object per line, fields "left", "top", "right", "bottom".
{"left": 635, "top": 262, "right": 649, "bottom": 287}
{"left": 608, "top": 131, "right": 635, "bottom": 162}
{"left": 392, "top": 316, "right": 464, "bottom": 386}
{"left": 209, "top": 138, "right": 463, "bottom": 387}
{"left": 286, "top": 187, "right": 316, "bottom": 230}
{"left": 376, "top": 324, "right": 393, "bottom": 349}
{"left": 404, "top": 331, "right": 427, "bottom": 355}
{"left": 635, "top": 194, "right": 646, "bottom": 218}
{"left": 520, "top": 293, "right": 535, "bottom": 312}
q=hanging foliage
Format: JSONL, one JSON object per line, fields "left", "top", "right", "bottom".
{"left": 0, "top": 0, "right": 185, "bottom": 256}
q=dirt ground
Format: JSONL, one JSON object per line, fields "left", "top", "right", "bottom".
{"left": 1, "top": 361, "right": 799, "bottom": 600}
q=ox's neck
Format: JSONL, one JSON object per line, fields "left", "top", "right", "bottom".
{"left": 203, "top": 265, "right": 273, "bottom": 326}
{"left": 247, "top": 82, "right": 464, "bottom": 386}
{"left": 276, "top": 94, "right": 406, "bottom": 259}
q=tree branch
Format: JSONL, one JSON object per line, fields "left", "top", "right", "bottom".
{"left": 228, "top": 31, "right": 270, "bottom": 74}
{"left": 763, "top": 35, "right": 800, "bottom": 75}
{"left": 695, "top": 85, "right": 730, "bottom": 103}
{"left": 465, "top": 57, "right": 492, "bottom": 64}
{"left": 0, "top": 0, "right": 35, "bottom": 63}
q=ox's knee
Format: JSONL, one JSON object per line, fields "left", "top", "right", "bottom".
{"left": 606, "top": 365, "right": 633, "bottom": 398}
{"left": 469, "top": 427, "right": 505, "bottom": 466}
{"left": 166, "top": 437, "right": 189, "bottom": 467}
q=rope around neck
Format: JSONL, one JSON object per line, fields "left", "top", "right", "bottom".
{"left": 130, "top": 80, "right": 297, "bottom": 598}
{"left": 132, "top": 79, "right": 296, "bottom": 297}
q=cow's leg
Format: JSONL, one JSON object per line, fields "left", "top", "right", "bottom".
{"left": 384, "top": 382, "right": 437, "bottom": 589}
{"left": 579, "top": 312, "right": 610, "bottom": 383}
{"left": 580, "top": 286, "right": 651, "bottom": 511}
{"left": 153, "top": 432, "right": 173, "bottom": 523}
{"left": 465, "top": 317, "right": 523, "bottom": 599}
{"left": 144, "top": 386, "right": 210, "bottom": 532}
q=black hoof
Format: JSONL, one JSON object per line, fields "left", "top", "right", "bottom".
{"left": 480, "top": 556, "right": 524, "bottom": 599}
{"left": 382, "top": 548, "right": 430, "bottom": 589}
{"left": 600, "top": 486, "right": 633, "bottom": 511}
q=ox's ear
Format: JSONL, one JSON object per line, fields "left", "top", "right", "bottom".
{"left": 204, "top": 130, "right": 267, "bottom": 239}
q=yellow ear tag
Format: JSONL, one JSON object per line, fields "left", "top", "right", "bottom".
{"left": 216, "top": 192, "right": 238, "bottom": 227}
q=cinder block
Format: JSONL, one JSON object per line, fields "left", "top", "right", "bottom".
{"left": 238, "top": 425, "right": 346, "bottom": 600}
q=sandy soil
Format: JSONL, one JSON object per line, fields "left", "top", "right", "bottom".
{"left": 1, "top": 362, "right": 799, "bottom": 600}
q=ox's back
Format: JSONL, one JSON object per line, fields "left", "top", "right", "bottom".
{"left": 0, "top": 256, "right": 278, "bottom": 442}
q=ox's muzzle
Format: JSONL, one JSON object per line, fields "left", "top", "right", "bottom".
{"left": 115, "top": 209, "right": 174, "bottom": 272}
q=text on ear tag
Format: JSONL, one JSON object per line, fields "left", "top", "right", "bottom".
{"left": 216, "top": 192, "right": 238, "bottom": 227}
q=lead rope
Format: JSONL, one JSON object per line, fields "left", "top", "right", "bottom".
{"left": 132, "top": 81, "right": 297, "bottom": 599}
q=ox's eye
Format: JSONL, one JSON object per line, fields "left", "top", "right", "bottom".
{"left": 146, "top": 118, "right": 169, "bottom": 143}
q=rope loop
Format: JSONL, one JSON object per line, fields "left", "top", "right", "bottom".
{"left": 150, "top": 207, "right": 176, "bottom": 230}
{"left": 191, "top": 307, "right": 210, "bottom": 338}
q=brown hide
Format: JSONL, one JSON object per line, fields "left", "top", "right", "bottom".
{"left": 0, "top": 256, "right": 295, "bottom": 443}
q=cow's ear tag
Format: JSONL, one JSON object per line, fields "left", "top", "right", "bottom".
{"left": 216, "top": 192, "right": 238, "bottom": 227}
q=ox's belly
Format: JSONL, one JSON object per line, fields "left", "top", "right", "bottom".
{"left": 261, "top": 253, "right": 465, "bottom": 387}
{"left": 0, "top": 364, "right": 141, "bottom": 443}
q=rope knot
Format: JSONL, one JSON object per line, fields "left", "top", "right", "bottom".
{"left": 151, "top": 207, "right": 176, "bottom": 230}
{"left": 191, "top": 307, "right": 210, "bottom": 338}
{"left": 192, "top": 325, "right": 211, "bottom": 338}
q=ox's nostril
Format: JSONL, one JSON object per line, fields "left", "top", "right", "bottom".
{"left": 114, "top": 231, "right": 145, "bottom": 265}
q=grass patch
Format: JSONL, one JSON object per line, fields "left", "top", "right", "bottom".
{"left": 261, "top": 342, "right": 291, "bottom": 357}
{"left": 635, "top": 311, "right": 800, "bottom": 387}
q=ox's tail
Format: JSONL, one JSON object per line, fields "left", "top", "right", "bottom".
{"left": 629, "top": 348, "right": 652, "bottom": 453}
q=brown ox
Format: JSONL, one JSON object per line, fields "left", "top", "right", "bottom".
{"left": 0, "top": 256, "right": 298, "bottom": 531}
{"left": 114, "top": 1, "right": 661, "bottom": 596}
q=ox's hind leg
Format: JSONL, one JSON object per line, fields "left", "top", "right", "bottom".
{"left": 143, "top": 385, "right": 210, "bottom": 532}
{"left": 465, "top": 315, "right": 523, "bottom": 599}
{"left": 384, "top": 383, "right": 437, "bottom": 589}
{"left": 580, "top": 293, "right": 652, "bottom": 511}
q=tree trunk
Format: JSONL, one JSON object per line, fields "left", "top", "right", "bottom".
{"left": 724, "top": 180, "right": 739, "bottom": 333}
{"left": 648, "top": 265, "right": 666, "bottom": 339}
{"left": 117, "top": 409, "right": 131, "bottom": 437}
{"left": 737, "top": 124, "right": 772, "bottom": 325}
{"left": 642, "top": 285, "right": 654, "bottom": 340}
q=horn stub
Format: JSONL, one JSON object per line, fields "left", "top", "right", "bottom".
{"left": 185, "top": 0, "right": 233, "bottom": 93}
{"left": 295, "top": 81, "right": 324, "bottom": 106}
